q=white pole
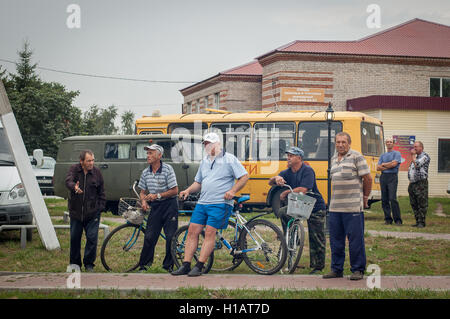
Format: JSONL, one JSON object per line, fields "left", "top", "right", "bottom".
{"left": 0, "top": 81, "right": 60, "bottom": 250}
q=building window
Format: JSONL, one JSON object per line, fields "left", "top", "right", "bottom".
{"left": 438, "top": 138, "right": 450, "bottom": 173}
{"left": 430, "top": 78, "right": 450, "bottom": 97}
{"left": 196, "top": 99, "right": 200, "bottom": 113}
{"left": 214, "top": 92, "right": 220, "bottom": 109}
{"left": 204, "top": 96, "right": 208, "bottom": 110}
{"left": 186, "top": 102, "right": 192, "bottom": 113}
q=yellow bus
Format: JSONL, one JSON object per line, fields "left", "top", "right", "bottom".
{"left": 136, "top": 110, "right": 384, "bottom": 214}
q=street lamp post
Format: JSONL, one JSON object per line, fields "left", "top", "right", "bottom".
{"left": 325, "top": 102, "right": 335, "bottom": 233}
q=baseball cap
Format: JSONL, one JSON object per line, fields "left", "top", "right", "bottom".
{"left": 285, "top": 146, "right": 304, "bottom": 157}
{"left": 202, "top": 132, "right": 220, "bottom": 144}
{"left": 144, "top": 144, "right": 164, "bottom": 155}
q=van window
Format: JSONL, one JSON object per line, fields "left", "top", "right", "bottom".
{"left": 298, "top": 121, "right": 342, "bottom": 160}
{"left": 104, "top": 143, "right": 130, "bottom": 159}
{"left": 136, "top": 140, "right": 177, "bottom": 160}
{"left": 210, "top": 123, "right": 251, "bottom": 161}
{"left": 361, "top": 122, "right": 384, "bottom": 156}
{"left": 253, "top": 122, "right": 295, "bottom": 160}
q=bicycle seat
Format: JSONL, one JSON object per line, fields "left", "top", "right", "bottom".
{"left": 233, "top": 195, "right": 250, "bottom": 204}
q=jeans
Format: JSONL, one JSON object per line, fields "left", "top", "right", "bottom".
{"left": 380, "top": 173, "right": 402, "bottom": 223}
{"left": 70, "top": 212, "right": 101, "bottom": 268}
{"left": 328, "top": 212, "right": 366, "bottom": 274}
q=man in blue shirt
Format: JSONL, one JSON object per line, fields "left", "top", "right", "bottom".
{"left": 377, "top": 137, "right": 403, "bottom": 225}
{"left": 172, "top": 132, "right": 249, "bottom": 277}
{"left": 269, "top": 147, "right": 327, "bottom": 274}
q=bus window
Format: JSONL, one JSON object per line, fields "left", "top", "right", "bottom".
{"left": 168, "top": 122, "right": 208, "bottom": 135}
{"left": 140, "top": 131, "right": 163, "bottom": 135}
{"left": 298, "top": 122, "right": 342, "bottom": 160}
{"left": 361, "top": 122, "right": 384, "bottom": 156}
{"left": 210, "top": 123, "right": 251, "bottom": 161}
{"left": 253, "top": 122, "right": 295, "bottom": 160}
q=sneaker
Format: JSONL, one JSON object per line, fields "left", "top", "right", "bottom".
{"left": 417, "top": 223, "right": 425, "bottom": 228}
{"left": 322, "top": 271, "right": 343, "bottom": 279}
{"left": 384, "top": 221, "right": 393, "bottom": 225}
{"left": 171, "top": 264, "right": 191, "bottom": 276}
{"left": 187, "top": 265, "right": 203, "bottom": 277}
{"left": 395, "top": 221, "right": 403, "bottom": 225}
{"left": 349, "top": 271, "right": 364, "bottom": 281}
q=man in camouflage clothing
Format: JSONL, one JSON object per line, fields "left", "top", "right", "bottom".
{"left": 269, "top": 147, "right": 326, "bottom": 274}
{"left": 408, "top": 141, "right": 431, "bottom": 228}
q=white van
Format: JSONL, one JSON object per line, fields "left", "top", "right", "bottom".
{"left": 0, "top": 122, "right": 33, "bottom": 236}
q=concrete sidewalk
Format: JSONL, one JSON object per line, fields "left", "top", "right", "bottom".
{"left": 0, "top": 272, "right": 449, "bottom": 291}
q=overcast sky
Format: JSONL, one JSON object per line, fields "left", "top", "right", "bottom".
{"left": 1, "top": 0, "right": 449, "bottom": 121}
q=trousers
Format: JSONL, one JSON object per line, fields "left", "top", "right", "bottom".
{"left": 70, "top": 212, "right": 101, "bottom": 268}
{"left": 408, "top": 179, "right": 428, "bottom": 225}
{"left": 138, "top": 198, "right": 178, "bottom": 269}
{"left": 380, "top": 173, "right": 402, "bottom": 223}
{"left": 328, "top": 212, "right": 366, "bottom": 274}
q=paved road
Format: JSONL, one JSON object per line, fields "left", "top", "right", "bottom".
{"left": 0, "top": 272, "right": 449, "bottom": 291}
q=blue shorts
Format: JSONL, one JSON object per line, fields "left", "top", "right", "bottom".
{"left": 190, "top": 203, "right": 233, "bottom": 230}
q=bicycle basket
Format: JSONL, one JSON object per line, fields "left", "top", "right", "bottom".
{"left": 287, "top": 192, "right": 317, "bottom": 219}
{"left": 119, "top": 198, "right": 144, "bottom": 225}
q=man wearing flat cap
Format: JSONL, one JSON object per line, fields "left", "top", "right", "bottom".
{"left": 137, "top": 144, "right": 179, "bottom": 273}
{"left": 269, "top": 146, "right": 327, "bottom": 275}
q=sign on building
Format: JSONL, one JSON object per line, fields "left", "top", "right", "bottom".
{"left": 280, "top": 88, "right": 325, "bottom": 103}
{"left": 393, "top": 135, "right": 416, "bottom": 171}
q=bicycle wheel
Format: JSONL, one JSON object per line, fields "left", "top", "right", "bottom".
{"left": 238, "top": 219, "right": 287, "bottom": 275}
{"left": 286, "top": 219, "right": 306, "bottom": 274}
{"left": 170, "top": 225, "right": 214, "bottom": 274}
{"left": 101, "top": 223, "right": 144, "bottom": 272}
{"left": 211, "top": 220, "right": 244, "bottom": 272}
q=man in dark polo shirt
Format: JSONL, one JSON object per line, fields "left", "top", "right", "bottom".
{"left": 137, "top": 144, "right": 178, "bottom": 273}
{"left": 269, "top": 146, "right": 327, "bottom": 275}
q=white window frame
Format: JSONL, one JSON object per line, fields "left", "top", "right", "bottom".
{"left": 430, "top": 77, "right": 450, "bottom": 97}
{"left": 214, "top": 92, "right": 220, "bottom": 109}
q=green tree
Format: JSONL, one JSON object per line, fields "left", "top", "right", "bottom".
{"left": 120, "top": 110, "right": 135, "bottom": 135}
{"left": 82, "top": 105, "right": 118, "bottom": 135}
{"left": 4, "top": 42, "right": 82, "bottom": 158}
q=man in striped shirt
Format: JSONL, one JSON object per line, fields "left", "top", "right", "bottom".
{"left": 323, "top": 132, "right": 372, "bottom": 281}
{"left": 137, "top": 144, "right": 178, "bottom": 273}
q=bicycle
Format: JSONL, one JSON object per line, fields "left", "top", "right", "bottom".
{"left": 100, "top": 182, "right": 213, "bottom": 273}
{"left": 171, "top": 195, "right": 288, "bottom": 275}
{"left": 282, "top": 184, "right": 316, "bottom": 274}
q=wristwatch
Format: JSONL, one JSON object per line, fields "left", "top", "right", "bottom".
{"left": 157, "top": 193, "right": 161, "bottom": 200}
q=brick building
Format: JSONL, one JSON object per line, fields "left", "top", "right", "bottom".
{"left": 180, "top": 18, "right": 449, "bottom": 113}
{"left": 179, "top": 18, "right": 450, "bottom": 196}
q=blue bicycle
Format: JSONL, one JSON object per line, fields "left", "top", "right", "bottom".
{"left": 171, "top": 195, "right": 287, "bottom": 275}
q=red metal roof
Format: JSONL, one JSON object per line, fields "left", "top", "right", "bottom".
{"left": 260, "top": 19, "right": 450, "bottom": 59}
{"left": 347, "top": 95, "right": 450, "bottom": 112}
{"left": 220, "top": 60, "right": 262, "bottom": 76}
